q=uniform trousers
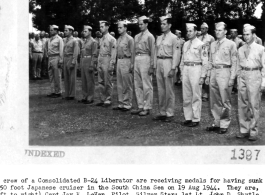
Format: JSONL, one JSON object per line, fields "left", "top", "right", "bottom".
{"left": 156, "top": 58, "right": 175, "bottom": 117}
{"left": 48, "top": 55, "right": 62, "bottom": 94}
{"left": 98, "top": 56, "right": 113, "bottom": 104}
{"left": 81, "top": 56, "right": 95, "bottom": 101}
{"left": 116, "top": 58, "right": 133, "bottom": 109}
{"left": 63, "top": 56, "right": 76, "bottom": 98}
{"left": 134, "top": 55, "right": 153, "bottom": 110}
{"left": 238, "top": 70, "right": 262, "bottom": 136}
{"left": 32, "top": 53, "right": 43, "bottom": 78}
{"left": 182, "top": 65, "right": 202, "bottom": 122}
{"left": 209, "top": 68, "right": 232, "bottom": 128}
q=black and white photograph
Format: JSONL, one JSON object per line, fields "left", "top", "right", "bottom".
{"left": 28, "top": 0, "right": 265, "bottom": 146}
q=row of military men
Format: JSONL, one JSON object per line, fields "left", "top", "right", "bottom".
{"left": 39, "top": 15, "right": 264, "bottom": 142}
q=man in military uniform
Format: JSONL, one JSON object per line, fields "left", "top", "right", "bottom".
{"left": 46, "top": 25, "right": 64, "bottom": 98}
{"left": 230, "top": 29, "right": 245, "bottom": 94}
{"left": 152, "top": 15, "right": 181, "bottom": 122}
{"left": 196, "top": 31, "right": 202, "bottom": 38}
{"left": 179, "top": 23, "right": 208, "bottom": 127}
{"left": 62, "top": 25, "right": 78, "bottom": 100}
{"left": 45, "top": 32, "right": 49, "bottom": 38}
{"left": 130, "top": 16, "right": 155, "bottom": 116}
{"left": 40, "top": 31, "right": 48, "bottom": 78}
{"left": 244, "top": 24, "right": 263, "bottom": 45}
{"left": 236, "top": 24, "right": 265, "bottom": 141}
{"left": 174, "top": 30, "right": 185, "bottom": 86}
{"left": 96, "top": 21, "right": 117, "bottom": 107}
{"left": 112, "top": 21, "right": 134, "bottom": 111}
{"left": 198, "top": 22, "right": 215, "bottom": 102}
{"left": 31, "top": 33, "right": 44, "bottom": 80}
{"left": 110, "top": 32, "right": 116, "bottom": 38}
{"left": 205, "top": 22, "right": 237, "bottom": 134}
{"left": 230, "top": 29, "right": 244, "bottom": 49}
{"left": 78, "top": 25, "right": 98, "bottom": 104}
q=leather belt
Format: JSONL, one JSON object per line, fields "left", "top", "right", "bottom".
{"left": 33, "top": 52, "right": 43, "bottom": 54}
{"left": 118, "top": 56, "right": 131, "bottom": 59}
{"left": 184, "top": 62, "right": 202, "bottom": 66}
{"left": 48, "top": 54, "right": 59, "bottom": 57}
{"left": 241, "top": 67, "right": 261, "bottom": 71}
{"left": 64, "top": 54, "right": 73, "bottom": 57}
{"left": 136, "top": 53, "right": 149, "bottom": 56}
{"left": 99, "top": 54, "right": 110, "bottom": 57}
{"left": 213, "top": 65, "right": 231, "bottom": 69}
{"left": 157, "top": 56, "right": 172, "bottom": 59}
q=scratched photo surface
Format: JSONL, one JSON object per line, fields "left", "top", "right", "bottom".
{"left": 28, "top": 0, "right": 265, "bottom": 146}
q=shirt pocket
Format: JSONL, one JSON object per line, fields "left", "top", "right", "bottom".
{"left": 222, "top": 47, "right": 230, "bottom": 61}
{"left": 164, "top": 42, "right": 172, "bottom": 54}
{"left": 51, "top": 40, "right": 59, "bottom": 48}
{"left": 192, "top": 47, "right": 200, "bottom": 57}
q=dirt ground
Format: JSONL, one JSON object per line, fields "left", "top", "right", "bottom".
{"left": 29, "top": 75, "right": 265, "bottom": 146}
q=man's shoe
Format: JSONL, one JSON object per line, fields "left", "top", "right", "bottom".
{"left": 47, "top": 93, "right": 55, "bottom": 97}
{"left": 51, "top": 94, "right": 61, "bottom": 98}
{"left": 163, "top": 116, "right": 174, "bottom": 123}
{"left": 112, "top": 107, "right": 123, "bottom": 110}
{"left": 83, "top": 100, "right": 94, "bottom": 104}
{"left": 131, "top": 108, "right": 143, "bottom": 115}
{"left": 206, "top": 125, "right": 220, "bottom": 131}
{"left": 65, "top": 97, "right": 74, "bottom": 100}
{"left": 188, "top": 122, "right": 199, "bottom": 127}
{"left": 78, "top": 99, "right": 86, "bottom": 103}
{"left": 95, "top": 102, "right": 104, "bottom": 106}
{"left": 236, "top": 133, "right": 250, "bottom": 139}
{"left": 120, "top": 107, "right": 131, "bottom": 112}
{"left": 181, "top": 120, "right": 192, "bottom": 126}
{"left": 139, "top": 110, "right": 149, "bottom": 116}
{"left": 202, "top": 97, "right": 208, "bottom": 102}
{"left": 102, "top": 103, "right": 112, "bottom": 107}
{"left": 248, "top": 136, "right": 258, "bottom": 141}
{"left": 152, "top": 115, "right": 167, "bottom": 121}
{"left": 217, "top": 128, "right": 228, "bottom": 134}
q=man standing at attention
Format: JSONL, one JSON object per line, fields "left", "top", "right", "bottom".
{"left": 131, "top": 16, "right": 155, "bottom": 116}
{"left": 205, "top": 22, "right": 237, "bottom": 134}
{"left": 62, "top": 25, "right": 79, "bottom": 100}
{"left": 198, "top": 22, "right": 215, "bottom": 102}
{"left": 96, "top": 21, "right": 117, "bottom": 107}
{"left": 236, "top": 24, "right": 265, "bottom": 141}
{"left": 46, "top": 25, "right": 64, "bottom": 98}
{"left": 78, "top": 25, "right": 98, "bottom": 104}
{"left": 31, "top": 33, "right": 44, "bottom": 80}
{"left": 179, "top": 23, "right": 208, "bottom": 127}
{"left": 112, "top": 21, "right": 134, "bottom": 112}
{"left": 152, "top": 15, "right": 181, "bottom": 122}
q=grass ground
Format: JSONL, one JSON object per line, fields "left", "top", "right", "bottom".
{"left": 29, "top": 76, "right": 265, "bottom": 146}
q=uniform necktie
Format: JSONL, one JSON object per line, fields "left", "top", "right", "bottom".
{"left": 186, "top": 40, "right": 192, "bottom": 52}
{"left": 245, "top": 46, "right": 250, "bottom": 58}
{"left": 202, "top": 35, "right": 205, "bottom": 42}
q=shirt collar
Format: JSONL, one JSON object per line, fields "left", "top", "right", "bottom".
{"left": 218, "top": 37, "right": 226, "bottom": 44}
{"left": 142, "top": 29, "right": 149, "bottom": 35}
{"left": 103, "top": 33, "right": 110, "bottom": 39}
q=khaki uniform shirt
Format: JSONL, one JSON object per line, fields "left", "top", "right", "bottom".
{"left": 208, "top": 37, "right": 237, "bottom": 79}
{"left": 99, "top": 33, "right": 117, "bottom": 65}
{"left": 117, "top": 33, "right": 134, "bottom": 67}
{"left": 46, "top": 34, "right": 64, "bottom": 63}
{"left": 32, "top": 39, "right": 44, "bottom": 53}
{"left": 63, "top": 36, "right": 79, "bottom": 64}
{"left": 81, "top": 36, "right": 98, "bottom": 63}
{"left": 154, "top": 31, "right": 181, "bottom": 69}
{"left": 198, "top": 33, "right": 215, "bottom": 52}
{"left": 237, "top": 41, "right": 265, "bottom": 86}
{"left": 134, "top": 29, "right": 155, "bottom": 67}
{"left": 180, "top": 37, "right": 208, "bottom": 77}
